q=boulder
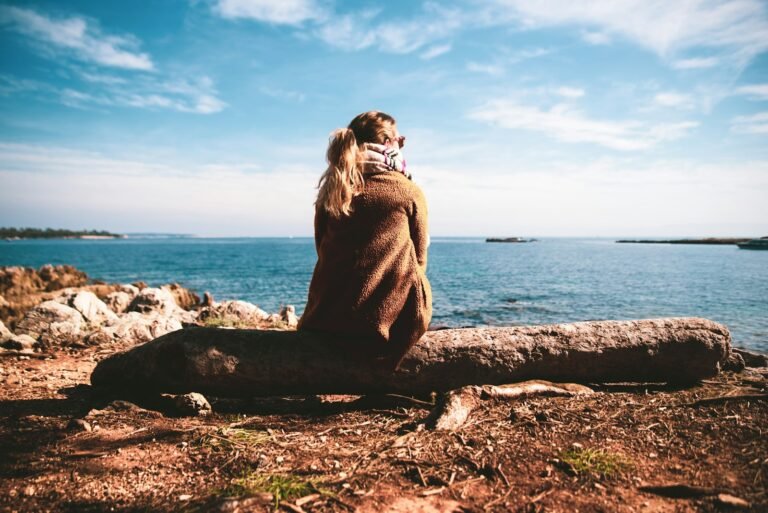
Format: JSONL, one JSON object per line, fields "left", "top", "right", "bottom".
{"left": 87, "top": 312, "right": 183, "bottom": 347}
{"left": 105, "top": 284, "right": 140, "bottom": 314}
{"left": 0, "top": 294, "right": 8, "bottom": 308}
{"left": 15, "top": 300, "right": 84, "bottom": 346}
{"left": 1, "top": 334, "right": 38, "bottom": 352}
{"left": 197, "top": 300, "right": 269, "bottom": 327}
{"left": 0, "top": 319, "right": 12, "bottom": 343}
{"left": 69, "top": 291, "right": 118, "bottom": 325}
{"left": 0, "top": 266, "right": 43, "bottom": 296}
{"left": 161, "top": 283, "right": 200, "bottom": 311}
{"left": 37, "top": 264, "right": 88, "bottom": 292}
{"left": 127, "top": 287, "right": 179, "bottom": 315}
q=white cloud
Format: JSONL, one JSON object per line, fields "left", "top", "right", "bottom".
{"left": 415, "top": 158, "right": 768, "bottom": 236}
{"left": 3, "top": 143, "right": 765, "bottom": 237}
{"left": 0, "top": 143, "right": 317, "bottom": 236}
{"left": 259, "top": 86, "right": 306, "bottom": 102}
{"left": 508, "top": 47, "right": 552, "bottom": 63}
{"left": 0, "top": 6, "right": 153, "bottom": 70}
{"left": 554, "top": 86, "right": 584, "bottom": 98}
{"left": 581, "top": 30, "right": 610, "bottom": 45}
{"left": 469, "top": 100, "right": 698, "bottom": 151}
{"left": 1, "top": 72, "right": 226, "bottom": 115}
{"left": 466, "top": 62, "right": 504, "bottom": 75}
{"left": 731, "top": 112, "right": 768, "bottom": 134}
{"left": 420, "top": 44, "right": 452, "bottom": 60}
{"left": 215, "top": 0, "right": 323, "bottom": 24}
{"left": 735, "top": 84, "right": 768, "bottom": 100}
{"left": 317, "top": 5, "right": 463, "bottom": 54}
{"left": 491, "top": 0, "right": 768, "bottom": 67}
{"left": 672, "top": 57, "right": 720, "bottom": 69}
{"left": 654, "top": 92, "right": 694, "bottom": 109}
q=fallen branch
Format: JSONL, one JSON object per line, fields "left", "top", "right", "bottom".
{"left": 91, "top": 317, "right": 732, "bottom": 397}
{"left": 425, "top": 380, "right": 594, "bottom": 431}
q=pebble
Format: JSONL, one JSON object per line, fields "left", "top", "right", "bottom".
{"left": 170, "top": 392, "right": 212, "bottom": 417}
{"left": 67, "top": 418, "right": 93, "bottom": 432}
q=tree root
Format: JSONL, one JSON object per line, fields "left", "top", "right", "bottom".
{"left": 424, "top": 380, "right": 595, "bottom": 431}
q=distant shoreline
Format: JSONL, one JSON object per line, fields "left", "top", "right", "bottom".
{"left": 616, "top": 238, "right": 752, "bottom": 245}
{"left": 2, "top": 227, "right": 124, "bottom": 240}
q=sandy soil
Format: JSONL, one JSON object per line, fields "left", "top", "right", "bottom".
{"left": 1, "top": 343, "right": 766, "bottom": 513}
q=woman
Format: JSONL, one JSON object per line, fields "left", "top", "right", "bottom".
{"left": 298, "top": 111, "right": 432, "bottom": 370}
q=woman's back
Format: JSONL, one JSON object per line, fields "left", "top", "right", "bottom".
{"left": 299, "top": 167, "right": 432, "bottom": 363}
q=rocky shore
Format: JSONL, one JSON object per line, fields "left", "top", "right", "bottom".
{"left": 0, "top": 264, "right": 297, "bottom": 356}
{"left": 0, "top": 265, "right": 766, "bottom": 512}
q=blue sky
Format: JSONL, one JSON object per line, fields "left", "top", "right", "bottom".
{"left": 1, "top": 0, "right": 767, "bottom": 236}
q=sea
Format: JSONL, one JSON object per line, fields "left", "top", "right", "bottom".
{"left": 1, "top": 237, "right": 766, "bottom": 352}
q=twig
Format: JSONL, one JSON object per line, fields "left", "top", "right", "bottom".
{"left": 683, "top": 394, "right": 768, "bottom": 407}
{"left": 530, "top": 488, "right": 554, "bottom": 503}
{"left": 497, "top": 464, "right": 510, "bottom": 487}
{"left": 385, "top": 394, "right": 435, "bottom": 408}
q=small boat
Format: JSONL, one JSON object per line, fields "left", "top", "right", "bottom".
{"left": 486, "top": 237, "right": 537, "bottom": 243}
{"left": 737, "top": 237, "right": 768, "bottom": 250}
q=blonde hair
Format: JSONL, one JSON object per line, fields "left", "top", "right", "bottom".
{"left": 316, "top": 111, "right": 398, "bottom": 217}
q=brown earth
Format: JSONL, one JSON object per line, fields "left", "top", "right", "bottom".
{"left": 1, "top": 339, "right": 766, "bottom": 513}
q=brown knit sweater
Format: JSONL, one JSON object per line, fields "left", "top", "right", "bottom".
{"left": 298, "top": 168, "right": 432, "bottom": 366}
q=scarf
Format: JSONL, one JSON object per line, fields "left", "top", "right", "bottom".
{"left": 363, "top": 143, "right": 411, "bottom": 180}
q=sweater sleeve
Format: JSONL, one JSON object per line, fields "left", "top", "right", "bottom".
{"left": 409, "top": 185, "right": 429, "bottom": 271}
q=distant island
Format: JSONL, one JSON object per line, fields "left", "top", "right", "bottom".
{"left": 616, "top": 238, "right": 751, "bottom": 245}
{"left": 486, "top": 237, "right": 538, "bottom": 243}
{"left": 2, "top": 227, "right": 124, "bottom": 240}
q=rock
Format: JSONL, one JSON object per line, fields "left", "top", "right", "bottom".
{"left": 0, "top": 266, "right": 44, "bottom": 296}
{"left": 67, "top": 418, "right": 92, "bottom": 432}
{"left": 0, "top": 294, "right": 8, "bottom": 308}
{"left": 722, "top": 351, "right": 746, "bottom": 372}
{"left": 38, "top": 264, "right": 88, "bottom": 291}
{"left": 87, "top": 312, "right": 183, "bottom": 346}
{"left": 162, "top": 283, "right": 200, "bottom": 311}
{"left": 69, "top": 291, "right": 118, "bottom": 325}
{"left": 105, "top": 291, "right": 133, "bottom": 314}
{"left": 166, "top": 392, "right": 212, "bottom": 416}
{"left": 218, "top": 495, "right": 273, "bottom": 513}
{"left": 1, "top": 334, "right": 38, "bottom": 352}
{"left": 0, "top": 320, "right": 12, "bottom": 343}
{"left": 732, "top": 348, "right": 768, "bottom": 368}
{"left": 105, "top": 284, "right": 140, "bottom": 314}
{"left": 202, "top": 291, "right": 215, "bottom": 308}
{"left": 198, "top": 300, "right": 269, "bottom": 327}
{"left": 279, "top": 305, "right": 299, "bottom": 328}
{"left": 128, "top": 287, "right": 179, "bottom": 315}
{"left": 15, "top": 300, "right": 84, "bottom": 347}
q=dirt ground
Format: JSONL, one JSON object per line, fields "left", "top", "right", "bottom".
{"left": 1, "top": 342, "right": 766, "bottom": 513}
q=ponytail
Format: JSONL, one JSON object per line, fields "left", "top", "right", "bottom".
{"left": 316, "top": 128, "right": 364, "bottom": 217}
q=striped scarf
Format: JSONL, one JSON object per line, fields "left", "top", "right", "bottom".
{"left": 363, "top": 143, "right": 411, "bottom": 180}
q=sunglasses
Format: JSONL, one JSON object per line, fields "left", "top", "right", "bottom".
{"left": 391, "top": 135, "right": 406, "bottom": 148}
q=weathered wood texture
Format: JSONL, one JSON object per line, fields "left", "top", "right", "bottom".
{"left": 91, "top": 317, "right": 731, "bottom": 397}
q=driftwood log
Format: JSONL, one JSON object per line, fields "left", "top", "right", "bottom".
{"left": 92, "top": 317, "right": 731, "bottom": 397}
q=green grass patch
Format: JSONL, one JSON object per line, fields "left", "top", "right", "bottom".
{"left": 222, "top": 471, "right": 328, "bottom": 509}
{"left": 560, "top": 447, "right": 632, "bottom": 479}
{"left": 197, "top": 427, "right": 269, "bottom": 452}
{"left": 201, "top": 316, "right": 252, "bottom": 329}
